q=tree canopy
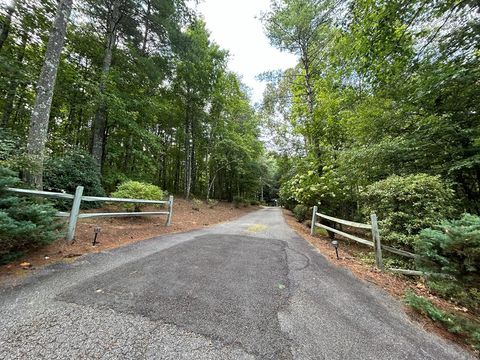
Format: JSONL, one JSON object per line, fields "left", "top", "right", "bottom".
{"left": 0, "top": 0, "right": 269, "bottom": 201}
{"left": 261, "top": 0, "right": 480, "bottom": 216}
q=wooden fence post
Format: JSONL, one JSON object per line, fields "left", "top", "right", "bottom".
{"left": 370, "top": 213, "right": 384, "bottom": 272}
{"left": 311, "top": 205, "right": 318, "bottom": 235}
{"left": 166, "top": 195, "right": 174, "bottom": 226}
{"left": 66, "top": 186, "right": 84, "bottom": 242}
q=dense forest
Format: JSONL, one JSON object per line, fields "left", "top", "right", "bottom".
{"left": 261, "top": 0, "right": 479, "bottom": 225}
{"left": 0, "top": 0, "right": 269, "bottom": 201}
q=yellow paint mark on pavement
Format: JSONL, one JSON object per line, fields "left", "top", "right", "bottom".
{"left": 246, "top": 224, "right": 268, "bottom": 233}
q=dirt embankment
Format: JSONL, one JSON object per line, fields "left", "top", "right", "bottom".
{"left": 0, "top": 199, "right": 257, "bottom": 281}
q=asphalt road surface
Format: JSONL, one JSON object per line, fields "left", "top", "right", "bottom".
{"left": 0, "top": 208, "right": 474, "bottom": 359}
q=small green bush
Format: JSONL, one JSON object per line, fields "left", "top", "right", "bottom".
{"left": 111, "top": 181, "right": 164, "bottom": 212}
{"left": 192, "top": 198, "right": 202, "bottom": 211}
{"left": 207, "top": 199, "right": 218, "bottom": 208}
{"left": 233, "top": 196, "right": 244, "bottom": 208}
{"left": 405, "top": 291, "right": 480, "bottom": 350}
{"left": 361, "top": 174, "right": 456, "bottom": 249}
{"left": 293, "top": 204, "right": 309, "bottom": 222}
{"left": 0, "top": 167, "right": 63, "bottom": 263}
{"left": 44, "top": 151, "right": 105, "bottom": 210}
{"left": 415, "top": 214, "right": 480, "bottom": 312}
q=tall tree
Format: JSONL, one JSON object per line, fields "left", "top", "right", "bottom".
{"left": 0, "top": 0, "right": 17, "bottom": 51}
{"left": 173, "top": 20, "right": 226, "bottom": 198}
{"left": 263, "top": 0, "right": 333, "bottom": 151}
{"left": 90, "top": 0, "right": 123, "bottom": 170}
{"left": 25, "top": 0, "right": 73, "bottom": 189}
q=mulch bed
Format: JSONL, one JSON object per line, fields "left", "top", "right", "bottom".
{"left": 0, "top": 199, "right": 257, "bottom": 282}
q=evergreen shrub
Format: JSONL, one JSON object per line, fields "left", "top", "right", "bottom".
{"left": 415, "top": 214, "right": 480, "bottom": 312}
{"left": 0, "top": 167, "right": 62, "bottom": 263}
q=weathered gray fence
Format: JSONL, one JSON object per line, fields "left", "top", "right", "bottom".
{"left": 309, "top": 207, "right": 442, "bottom": 277}
{"left": 7, "top": 186, "right": 173, "bottom": 242}
{"left": 310, "top": 206, "right": 384, "bottom": 271}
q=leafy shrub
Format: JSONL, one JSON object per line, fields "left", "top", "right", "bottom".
{"left": 415, "top": 214, "right": 480, "bottom": 312}
{"left": 44, "top": 151, "right": 105, "bottom": 210}
{"left": 279, "top": 197, "right": 297, "bottom": 211}
{"left": 405, "top": 291, "right": 480, "bottom": 350}
{"left": 207, "top": 199, "right": 218, "bottom": 208}
{"left": 293, "top": 204, "right": 309, "bottom": 222}
{"left": 233, "top": 196, "right": 244, "bottom": 208}
{"left": 192, "top": 198, "right": 202, "bottom": 211}
{"left": 279, "top": 161, "right": 349, "bottom": 215}
{"left": 0, "top": 167, "right": 63, "bottom": 264}
{"left": 111, "top": 181, "right": 164, "bottom": 212}
{"left": 361, "top": 174, "right": 456, "bottom": 249}
{"left": 250, "top": 199, "right": 261, "bottom": 206}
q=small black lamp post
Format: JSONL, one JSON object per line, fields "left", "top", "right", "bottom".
{"left": 331, "top": 240, "right": 339, "bottom": 260}
{"left": 93, "top": 226, "right": 101, "bottom": 246}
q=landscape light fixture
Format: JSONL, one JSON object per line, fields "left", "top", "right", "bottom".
{"left": 93, "top": 226, "right": 101, "bottom": 246}
{"left": 331, "top": 240, "right": 339, "bottom": 260}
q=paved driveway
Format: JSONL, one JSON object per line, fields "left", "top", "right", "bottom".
{"left": 0, "top": 208, "right": 473, "bottom": 359}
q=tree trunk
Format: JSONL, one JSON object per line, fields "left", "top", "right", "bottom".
{"left": 0, "top": 0, "right": 16, "bottom": 52}
{"left": 191, "top": 132, "right": 196, "bottom": 194}
{"left": 25, "top": 0, "right": 73, "bottom": 189}
{"left": 174, "top": 147, "right": 180, "bottom": 194}
{"left": 141, "top": 0, "right": 151, "bottom": 54}
{"left": 184, "top": 108, "right": 192, "bottom": 198}
{"left": 91, "top": 0, "right": 121, "bottom": 170}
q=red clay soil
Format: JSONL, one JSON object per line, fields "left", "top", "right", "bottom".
{"left": 282, "top": 209, "right": 479, "bottom": 356}
{"left": 0, "top": 199, "right": 257, "bottom": 283}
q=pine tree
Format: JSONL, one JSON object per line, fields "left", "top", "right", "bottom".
{"left": 0, "top": 167, "right": 62, "bottom": 263}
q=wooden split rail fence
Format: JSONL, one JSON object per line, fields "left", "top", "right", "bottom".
{"left": 310, "top": 206, "right": 417, "bottom": 273}
{"left": 7, "top": 186, "right": 174, "bottom": 242}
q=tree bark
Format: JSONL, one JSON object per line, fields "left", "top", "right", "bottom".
{"left": 184, "top": 99, "right": 193, "bottom": 199}
{"left": 25, "top": 0, "right": 73, "bottom": 189}
{"left": 91, "top": 0, "right": 122, "bottom": 170}
{"left": 0, "top": 0, "right": 16, "bottom": 52}
{"left": 141, "top": 0, "right": 151, "bottom": 54}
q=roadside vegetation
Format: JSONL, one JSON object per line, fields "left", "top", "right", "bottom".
{"left": 261, "top": 0, "right": 479, "bottom": 351}
{"left": 0, "top": 0, "right": 478, "bottom": 351}
{"left": 0, "top": 1, "right": 276, "bottom": 263}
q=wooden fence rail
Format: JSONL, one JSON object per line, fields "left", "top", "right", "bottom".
{"left": 311, "top": 206, "right": 384, "bottom": 271}
{"left": 309, "top": 207, "right": 438, "bottom": 276}
{"left": 7, "top": 186, "right": 174, "bottom": 242}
